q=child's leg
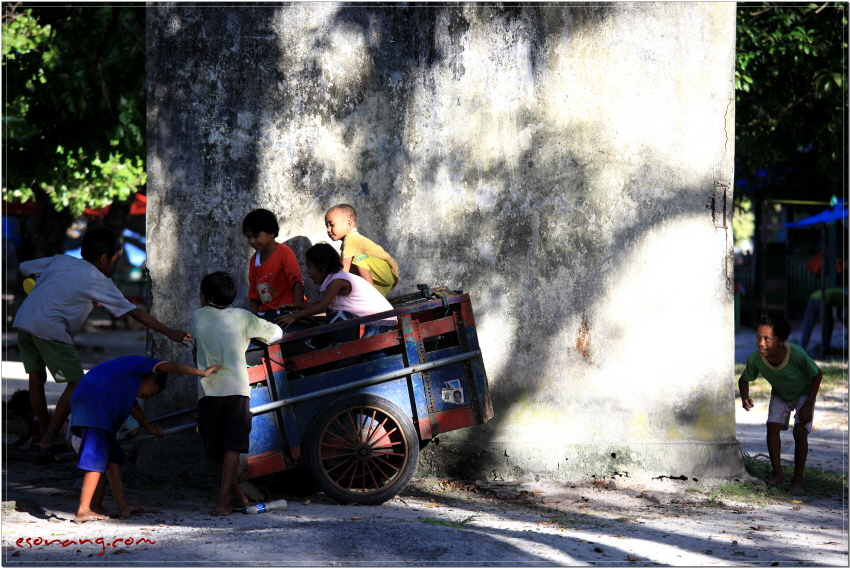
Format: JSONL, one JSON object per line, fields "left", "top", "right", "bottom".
{"left": 27, "top": 372, "right": 49, "bottom": 436}
{"left": 90, "top": 472, "right": 107, "bottom": 514}
{"left": 789, "top": 397, "right": 814, "bottom": 495}
{"left": 106, "top": 461, "right": 140, "bottom": 518}
{"left": 765, "top": 422, "right": 784, "bottom": 486}
{"left": 75, "top": 471, "right": 109, "bottom": 522}
{"left": 214, "top": 450, "right": 249, "bottom": 514}
{"left": 790, "top": 424, "right": 809, "bottom": 495}
{"left": 350, "top": 264, "right": 375, "bottom": 286}
{"left": 103, "top": 432, "right": 137, "bottom": 518}
{"left": 40, "top": 380, "right": 78, "bottom": 449}
{"left": 200, "top": 396, "right": 251, "bottom": 515}
{"left": 765, "top": 394, "right": 795, "bottom": 486}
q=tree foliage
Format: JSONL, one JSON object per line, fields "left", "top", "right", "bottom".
{"left": 735, "top": 2, "right": 847, "bottom": 200}
{"left": 2, "top": 4, "right": 146, "bottom": 255}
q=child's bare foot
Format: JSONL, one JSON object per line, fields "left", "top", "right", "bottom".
{"left": 74, "top": 510, "right": 109, "bottom": 523}
{"left": 789, "top": 482, "right": 805, "bottom": 496}
{"left": 231, "top": 500, "right": 251, "bottom": 511}
{"left": 91, "top": 505, "right": 108, "bottom": 515}
{"left": 765, "top": 474, "right": 783, "bottom": 487}
{"left": 212, "top": 504, "right": 231, "bottom": 517}
{"left": 117, "top": 503, "right": 142, "bottom": 519}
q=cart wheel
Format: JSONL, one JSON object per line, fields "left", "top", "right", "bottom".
{"left": 307, "top": 395, "right": 419, "bottom": 505}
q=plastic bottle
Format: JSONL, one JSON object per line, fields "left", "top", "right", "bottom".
{"left": 242, "top": 499, "right": 288, "bottom": 514}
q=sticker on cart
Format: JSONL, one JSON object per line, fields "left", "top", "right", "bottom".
{"left": 442, "top": 388, "right": 464, "bottom": 405}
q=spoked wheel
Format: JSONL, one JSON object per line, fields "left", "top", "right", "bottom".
{"left": 307, "top": 395, "right": 419, "bottom": 505}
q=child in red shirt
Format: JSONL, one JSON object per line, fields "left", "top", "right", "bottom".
{"left": 243, "top": 209, "right": 304, "bottom": 324}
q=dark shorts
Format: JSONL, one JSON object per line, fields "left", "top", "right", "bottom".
{"left": 17, "top": 330, "right": 84, "bottom": 383}
{"left": 198, "top": 395, "right": 252, "bottom": 461}
{"left": 76, "top": 427, "right": 123, "bottom": 473}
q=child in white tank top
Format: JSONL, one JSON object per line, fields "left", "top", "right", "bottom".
{"left": 278, "top": 243, "right": 397, "bottom": 334}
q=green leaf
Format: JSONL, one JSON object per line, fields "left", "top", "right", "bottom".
{"left": 3, "top": 5, "right": 146, "bottom": 227}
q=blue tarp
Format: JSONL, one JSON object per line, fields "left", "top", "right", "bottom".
{"left": 784, "top": 200, "right": 847, "bottom": 228}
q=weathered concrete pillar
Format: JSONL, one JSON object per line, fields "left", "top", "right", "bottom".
{"left": 145, "top": 3, "right": 744, "bottom": 481}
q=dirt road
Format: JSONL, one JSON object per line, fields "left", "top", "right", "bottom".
{"left": 2, "top": 327, "right": 847, "bottom": 565}
{"left": 2, "top": 441, "right": 847, "bottom": 566}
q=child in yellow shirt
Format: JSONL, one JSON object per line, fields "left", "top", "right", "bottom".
{"left": 324, "top": 204, "right": 399, "bottom": 296}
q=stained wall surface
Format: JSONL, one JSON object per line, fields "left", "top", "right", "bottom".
{"left": 145, "top": 3, "right": 744, "bottom": 480}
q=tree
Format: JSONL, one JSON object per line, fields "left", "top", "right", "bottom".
{"left": 735, "top": 2, "right": 847, "bottom": 201}
{"left": 2, "top": 4, "right": 146, "bottom": 258}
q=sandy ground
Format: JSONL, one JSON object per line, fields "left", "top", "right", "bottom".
{"left": 1, "top": 447, "right": 847, "bottom": 566}
{"left": 1, "top": 323, "right": 847, "bottom": 565}
{"left": 1, "top": 375, "right": 847, "bottom": 566}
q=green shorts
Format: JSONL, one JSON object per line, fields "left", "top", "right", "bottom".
{"left": 17, "top": 330, "right": 84, "bottom": 384}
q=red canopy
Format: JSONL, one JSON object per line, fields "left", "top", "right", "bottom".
{"left": 2, "top": 193, "right": 147, "bottom": 217}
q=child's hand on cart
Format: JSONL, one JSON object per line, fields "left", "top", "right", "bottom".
{"left": 144, "top": 424, "right": 167, "bottom": 440}
{"left": 276, "top": 312, "right": 299, "bottom": 328}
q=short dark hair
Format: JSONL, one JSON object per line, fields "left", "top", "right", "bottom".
{"left": 81, "top": 226, "right": 122, "bottom": 261}
{"left": 8, "top": 389, "right": 31, "bottom": 415}
{"left": 243, "top": 209, "right": 279, "bottom": 238}
{"left": 200, "top": 271, "right": 237, "bottom": 306}
{"left": 758, "top": 312, "right": 791, "bottom": 341}
{"left": 327, "top": 203, "right": 357, "bottom": 224}
{"left": 154, "top": 373, "right": 168, "bottom": 391}
{"left": 305, "top": 243, "right": 343, "bottom": 274}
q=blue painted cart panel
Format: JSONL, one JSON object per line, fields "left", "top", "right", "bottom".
{"left": 237, "top": 289, "right": 492, "bottom": 475}
{"left": 248, "top": 385, "right": 282, "bottom": 455}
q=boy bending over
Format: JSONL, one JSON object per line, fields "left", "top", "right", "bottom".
{"left": 70, "top": 356, "right": 219, "bottom": 522}
{"left": 191, "top": 272, "right": 283, "bottom": 516}
{"left": 324, "top": 204, "right": 399, "bottom": 296}
{"left": 14, "top": 226, "right": 189, "bottom": 451}
{"left": 738, "top": 313, "right": 822, "bottom": 496}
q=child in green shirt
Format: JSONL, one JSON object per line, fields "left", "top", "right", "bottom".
{"left": 738, "top": 313, "right": 822, "bottom": 496}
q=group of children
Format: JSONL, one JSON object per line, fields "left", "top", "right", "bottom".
{"left": 11, "top": 203, "right": 399, "bottom": 521}
{"left": 10, "top": 200, "right": 827, "bottom": 522}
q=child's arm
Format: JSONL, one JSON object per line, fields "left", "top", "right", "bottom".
{"left": 127, "top": 307, "right": 191, "bottom": 345}
{"left": 155, "top": 362, "right": 222, "bottom": 377}
{"left": 292, "top": 281, "right": 304, "bottom": 305}
{"left": 130, "top": 405, "right": 164, "bottom": 438}
{"left": 797, "top": 368, "right": 822, "bottom": 424}
{"left": 352, "top": 266, "right": 374, "bottom": 286}
{"left": 277, "top": 279, "right": 350, "bottom": 327}
{"left": 738, "top": 376, "right": 754, "bottom": 411}
{"left": 341, "top": 256, "right": 353, "bottom": 272}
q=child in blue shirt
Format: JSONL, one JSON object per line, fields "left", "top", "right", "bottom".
{"left": 70, "top": 356, "right": 220, "bottom": 522}
{"left": 738, "top": 313, "right": 822, "bottom": 496}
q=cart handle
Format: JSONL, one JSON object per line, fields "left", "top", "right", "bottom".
{"left": 54, "top": 349, "right": 482, "bottom": 458}
{"left": 126, "top": 350, "right": 482, "bottom": 447}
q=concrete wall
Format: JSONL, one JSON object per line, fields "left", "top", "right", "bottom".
{"left": 144, "top": 2, "right": 745, "bottom": 481}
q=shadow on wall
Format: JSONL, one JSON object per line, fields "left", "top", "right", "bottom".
{"left": 147, "top": 4, "right": 735, "bottom": 476}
